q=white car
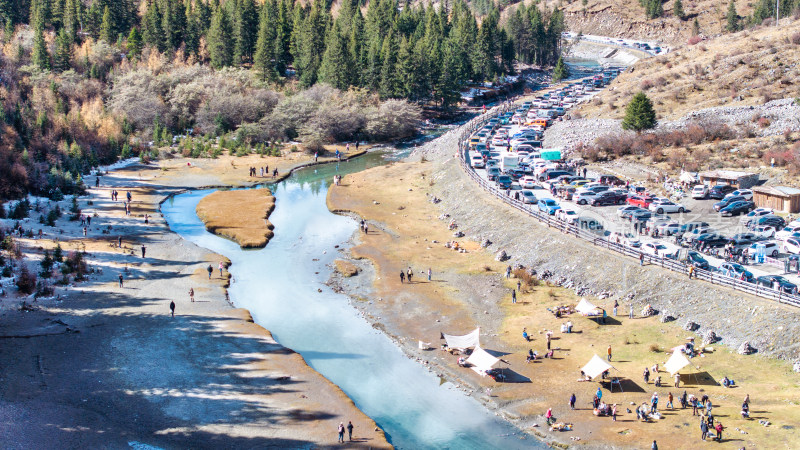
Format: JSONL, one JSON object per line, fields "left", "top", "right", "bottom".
{"left": 724, "top": 189, "right": 754, "bottom": 201}
{"left": 519, "top": 176, "right": 538, "bottom": 189}
{"left": 749, "top": 241, "right": 780, "bottom": 257}
{"left": 556, "top": 208, "right": 578, "bottom": 223}
{"left": 648, "top": 200, "right": 686, "bottom": 214}
{"left": 642, "top": 242, "right": 676, "bottom": 258}
{"left": 574, "top": 191, "right": 600, "bottom": 205}
{"left": 740, "top": 208, "right": 774, "bottom": 223}
{"left": 471, "top": 155, "right": 485, "bottom": 168}
{"left": 777, "top": 225, "right": 800, "bottom": 240}
{"left": 783, "top": 238, "right": 800, "bottom": 254}
{"left": 691, "top": 185, "right": 708, "bottom": 199}
{"left": 752, "top": 225, "right": 776, "bottom": 239}
{"left": 617, "top": 205, "right": 640, "bottom": 218}
{"left": 521, "top": 190, "right": 538, "bottom": 204}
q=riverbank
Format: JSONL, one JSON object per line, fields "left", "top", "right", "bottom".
{"left": 0, "top": 152, "right": 390, "bottom": 447}
{"left": 326, "top": 127, "right": 800, "bottom": 448}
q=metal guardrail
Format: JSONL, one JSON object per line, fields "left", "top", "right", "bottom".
{"left": 457, "top": 107, "right": 800, "bottom": 308}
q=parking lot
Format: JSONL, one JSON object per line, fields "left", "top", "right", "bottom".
{"left": 468, "top": 93, "right": 800, "bottom": 293}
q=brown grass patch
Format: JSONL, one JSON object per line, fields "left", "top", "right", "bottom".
{"left": 334, "top": 259, "right": 359, "bottom": 277}
{"left": 196, "top": 189, "right": 275, "bottom": 248}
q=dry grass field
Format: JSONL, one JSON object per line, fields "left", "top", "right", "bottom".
{"left": 196, "top": 189, "right": 275, "bottom": 248}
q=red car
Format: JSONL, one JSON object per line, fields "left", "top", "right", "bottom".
{"left": 626, "top": 194, "right": 654, "bottom": 208}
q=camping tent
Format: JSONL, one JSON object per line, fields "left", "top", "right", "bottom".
{"left": 466, "top": 346, "right": 500, "bottom": 375}
{"left": 443, "top": 328, "right": 480, "bottom": 350}
{"left": 581, "top": 354, "right": 614, "bottom": 380}
{"left": 665, "top": 350, "right": 691, "bottom": 376}
{"left": 576, "top": 298, "right": 600, "bottom": 316}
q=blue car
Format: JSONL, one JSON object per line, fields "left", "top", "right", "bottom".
{"left": 538, "top": 198, "right": 561, "bottom": 215}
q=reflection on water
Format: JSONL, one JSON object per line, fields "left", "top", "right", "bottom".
{"left": 162, "top": 149, "right": 541, "bottom": 449}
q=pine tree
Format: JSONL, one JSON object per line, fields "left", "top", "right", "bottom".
{"left": 692, "top": 17, "right": 700, "bottom": 35}
{"left": 318, "top": 21, "right": 351, "bottom": 90}
{"left": 552, "top": 56, "right": 569, "bottom": 82}
{"left": 208, "top": 6, "right": 234, "bottom": 68}
{"left": 53, "top": 28, "right": 72, "bottom": 72}
{"left": 254, "top": 3, "right": 277, "bottom": 81}
{"left": 726, "top": 0, "right": 739, "bottom": 32}
{"left": 32, "top": 24, "right": 50, "bottom": 70}
{"left": 622, "top": 92, "right": 657, "bottom": 132}
{"left": 378, "top": 31, "right": 399, "bottom": 99}
{"left": 86, "top": 1, "right": 102, "bottom": 39}
{"left": 673, "top": 0, "right": 685, "bottom": 19}
{"left": 142, "top": 1, "right": 165, "bottom": 51}
{"left": 100, "top": 6, "right": 113, "bottom": 43}
{"left": 234, "top": 0, "right": 258, "bottom": 63}
{"left": 62, "top": 0, "right": 79, "bottom": 41}
{"left": 126, "top": 27, "right": 142, "bottom": 59}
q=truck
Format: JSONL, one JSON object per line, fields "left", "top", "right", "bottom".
{"left": 500, "top": 154, "right": 519, "bottom": 173}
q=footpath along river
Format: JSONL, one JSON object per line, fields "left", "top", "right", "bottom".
{"left": 161, "top": 148, "right": 540, "bottom": 449}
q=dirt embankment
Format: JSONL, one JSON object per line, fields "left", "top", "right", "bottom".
{"left": 0, "top": 154, "right": 390, "bottom": 448}
{"left": 196, "top": 189, "right": 276, "bottom": 248}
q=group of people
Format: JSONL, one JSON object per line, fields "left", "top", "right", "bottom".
{"left": 399, "top": 267, "right": 413, "bottom": 283}
{"left": 249, "top": 166, "right": 278, "bottom": 177}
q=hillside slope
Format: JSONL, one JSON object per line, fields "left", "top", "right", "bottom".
{"left": 576, "top": 18, "right": 800, "bottom": 121}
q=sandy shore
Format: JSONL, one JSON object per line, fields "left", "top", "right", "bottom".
{"left": 0, "top": 152, "right": 389, "bottom": 448}
{"left": 326, "top": 150, "right": 800, "bottom": 448}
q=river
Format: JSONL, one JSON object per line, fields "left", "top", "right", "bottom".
{"left": 161, "top": 147, "right": 541, "bottom": 449}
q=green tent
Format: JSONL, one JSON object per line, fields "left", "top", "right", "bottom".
{"left": 541, "top": 150, "right": 562, "bottom": 161}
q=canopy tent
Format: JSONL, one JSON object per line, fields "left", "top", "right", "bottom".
{"left": 679, "top": 171, "right": 699, "bottom": 183}
{"left": 466, "top": 346, "right": 500, "bottom": 375}
{"left": 443, "top": 328, "right": 480, "bottom": 350}
{"left": 665, "top": 350, "right": 692, "bottom": 376}
{"left": 576, "top": 298, "right": 601, "bottom": 316}
{"left": 581, "top": 354, "right": 615, "bottom": 380}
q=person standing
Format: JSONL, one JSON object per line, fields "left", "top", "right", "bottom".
{"left": 640, "top": 253, "right": 644, "bottom": 266}
{"left": 612, "top": 404, "right": 617, "bottom": 422}
{"left": 337, "top": 422, "right": 345, "bottom": 443}
{"left": 119, "top": 273, "right": 124, "bottom": 288}
{"left": 607, "top": 345, "right": 612, "bottom": 361}
{"left": 427, "top": 268, "right": 432, "bottom": 281}
{"left": 569, "top": 393, "right": 576, "bottom": 410}
{"left": 512, "top": 289, "right": 517, "bottom": 304}
{"left": 346, "top": 421, "right": 354, "bottom": 441}
{"left": 169, "top": 301, "right": 175, "bottom": 318}
{"left": 218, "top": 261, "right": 224, "bottom": 277}
{"left": 613, "top": 300, "right": 618, "bottom": 316}
{"left": 189, "top": 287, "right": 195, "bottom": 302}
{"left": 400, "top": 270, "right": 405, "bottom": 283}
{"left": 715, "top": 421, "right": 723, "bottom": 442}
{"left": 545, "top": 408, "right": 553, "bottom": 425}
{"left": 674, "top": 373, "right": 681, "bottom": 388}
{"left": 141, "top": 245, "right": 146, "bottom": 258}
{"left": 118, "top": 235, "right": 122, "bottom": 248}
{"left": 546, "top": 333, "right": 551, "bottom": 350}
{"left": 596, "top": 387, "right": 602, "bottom": 402}
{"left": 651, "top": 440, "right": 658, "bottom": 450}
{"left": 643, "top": 367, "right": 650, "bottom": 384}
{"left": 207, "top": 264, "right": 213, "bottom": 279}
{"left": 667, "top": 392, "right": 674, "bottom": 409}
{"left": 629, "top": 304, "right": 634, "bottom": 319}
{"left": 407, "top": 267, "right": 413, "bottom": 283}
{"left": 506, "top": 265, "right": 511, "bottom": 278}
{"left": 700, "top": 418, "right": 708, "bottom": 440}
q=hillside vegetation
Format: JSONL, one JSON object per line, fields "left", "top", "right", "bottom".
{"left": 576, "top": 18, "right": 800, "bottom": 121}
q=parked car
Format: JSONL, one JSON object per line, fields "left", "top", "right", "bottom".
{"left": 677, "top": 222, "right": 711, "bottom": 238}
{"left": 719, "top": 201, "right": 755, "bottom": 217}
{"left": 752, "top": 225, "right": 777, "bottom": 239}
{"left": 649, "top": 200, "right": 686, "bottom": 214}
{"left": 724, "top": 189, "right": 754, "bottom": 201}
{"left": 610, "top": 231, "right": 641, "bottom": 247}
{"left": 728, "top": 236, "right": 756, "bottom": 251}
{"left": 521, "top": 190, "right": 538, "bottom": 204}
{"left": 598, "top": 175, "right": 625, "bottom": 186}
{"left": 783, "top": 238, "right": 800, "bottom": 254}
{"left": 755, "top": 275, "right": 797, "bottom": 293}
{"left": 627, "top": 194, "right": 654, "bottom": 208}
{"left": 487, "top": 167, "right": 501, "bottom": 181}
{"left": 694, "top": 233, "right": 729, "bottom": 248}
{"left": 556, "top": 208, "right": 578, "bottom": 223}
{"left": 740, "top": 208, "right": 774, "bottom": 223}
{"left": 496, "top": 175, "right": 513, "bottom": 189}
{"left": 574, "top": 191, "right": 600, "bottom": 205}
{"left": 656, "top": 222, "right": 681, "bottom": 236}
{"left": 713, "top": 195, "right": 746, "bottom": 212}
{"left": 708, "top": 184, "right": 736, "bottom": 199}
{"left": 685, "top": 251, "right": 711, "bottom": 270}
{"left": 519, "top": 175, "right": 538, "bottom": 189}
{"left": 718, "top": 262, "right": 754, "bottom": 282}
{"left": 629, "top": 209, "right": 653, "bottom": 222}
{"left": 617, "top": 205, "right": 641, "bottom": 218}
{"left": 471, "top": 155, "right": 485, "bottom": 168}
{"left": 642, "top": 242, "right": 676, "bottom": 258}
{"left": 538, "top": 198, "right": 561, "bottom": 215}
{"left": 748, "top": 241, "right": 780, "bottom": 258}
{"left": 590, "top": 191, "right": 627, "bottom": 206}
{"left": 747, "top": 215, "right": 786, "bottom": 230}
{"left": 691, "top": 184, "right": 709, "bottom": 199}
{"left": 776, "top": 224, "right": 800, "bottom": 240}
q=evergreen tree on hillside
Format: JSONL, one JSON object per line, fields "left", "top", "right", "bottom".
{"left": 233, "top": 0, "right": 258, "bottom": 63}
{"left": 32, "top": 24, "right": 50, "bottom": 70}
{"left": 53, "top": 27, "right": 72, "bottom": 72}
{"left": 254, "top": 4, "right": 277, "bottom": 81}
{"left": 673, "top": 0, "right": 685, "bottom": 19}
{"left": 622, "top": 92, "right": 657, "bottom": 132}
{"left": 646, "top": 0, "right": 664, "bottom": 19}
{"left": 208, "top": 5, "right": 234, "bottom": 68}
{"left": 552, "top": 56, "right": 569, "bottom": 82}
{"left": 126, "top": 27, "right": 142, "bottom": 59}
{"left": 100, "top": 6, "right": 113, "bottom": 43}
{"left": 142, "top": 0, "right": 165, "bottom": 51}
{"left": 319, "top": 21, "right": 352, "bottom": 89}
{"left": 726, "top": 0, "right": 739, "bottom": 31}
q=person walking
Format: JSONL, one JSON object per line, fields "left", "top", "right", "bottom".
{"left": 169, "top": 301, "right": 175, "bottom": 318}
{"left": 118, "top": 235, "right": 122, "bottom": 248}
{"left": 643, "top": 367, "right": 650, "bottom": 384}
{"left": 207, "top": 264, "right": 213, "bottom": 279}
{"left": 119, "top": 273, "right": 124, "bottom": 288}
{"left": 651, "top": 440, "right": 658, "bottom": 450}
{"left": 715, "top": 421, "right": 723, "bottom": 442}
{"left": 506, "top": 265, "right": 511, "bottom": 279}
{"left": 141, "top": 245, "right": 146, "bottom": 258}
{"left": 607, "top": 345, "right": 612, "bottom": 362}
{"left": 667, "top": 392, "right": 674, "bottom": 409}
{"left": 700, "top": 418, "right": 708, "bottom": 440}
{"left": 218, "top": 261, "right": 224, "bottom": 277}
{"left": 692, "top": 397, "right": 699, "bottom": 416}
{"left": 545, "top": 408, "right": 554, "bottom": 425}
{"left": 337, "top": 422, "right": 345, "bottom": 443}
{"left": 674, "top": 373, "right": 681, "bottom": 388}
{"left": 517, "top": 280, "right": 521, "bottom": 292}
{"left": 688, "top": 265, "right": 695, "bottom": 279}
{"left": 512, "top": 289, "right": 517, "bottom": 304}
{"left": 640, "top": 253, "right": 644, "bottom": 266}
{"left": 189, "top": 287, "right": 195, "bottom": 302}
{"left": 651, "top": 392, "right": 659, "bottom": 413}
{"left": 546, "top": 333, "right": 551, "bottom": 350}
{"left": 427, "top": 268, "right": 432, "bottom": 281}
{"left": 612, "top": 404, "right": 617, "bottom": 421}
{"left": 613, "top": 299, "right": 618, "bottom": 316}
{"left": 569, "top": 393, "right": 576, "bottom": 410}
{"left": 629, "top": 304, "right": 634, "bottom": 319}
{"left": 596, "top": 387, "right": 603, "bottom": 402}
{"left": 407, "top": 267, "right": 413, "bottom": 283}
{"left": 400, "top": 270, "right": 405, "bottom": 283}
{"left": 346, "top": 421, "right": 354, "bottom": 441}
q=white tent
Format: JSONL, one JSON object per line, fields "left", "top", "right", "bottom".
{"left": 665, "top": 350, "right": 692, "bottom": 376}
{"left": 576, "top": 298, "right": 600, "bottom": 316}
{"left": 680, "top": 171, "right": 699, "bottom": 183}
{"left": 443, "top": 328, "right": 480, "bottom": 350}
{"left": 466, "top": 346, "right": 500, "bottom": 375}
{"left": 581, "top": 354, "right": 614, "bottom": 380}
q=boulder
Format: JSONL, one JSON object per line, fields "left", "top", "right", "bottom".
{"left": 684, "top": 321, "right": 699, "bottom": 332}
{"left": 737, "top": 341, "right": 756, "bottom": 355}
{"left": 640, "top": 304, "right": 657, "bottom": 317}
{"left": 660, "top": 312, "right": 676, "bottom": 323}
{"left": 453, "top": 231, "right": 465, "bottom": 238}
{"left": 495, "top": 250, "right": 508, "bottom": 262}
{"left": 703, "top": 330, "right": 719, "bottom": 345}
{"left": 481, "top": 239, "right": 493, "bottom": 248}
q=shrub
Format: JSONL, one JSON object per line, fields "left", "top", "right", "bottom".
{"left": 16, "top": 265, "right": 37, "bottom": 294}
{"left": 792, "top": 33, "right": 800, "bottom": 45}
{"left": 649, "top": 343, "right": 662, "bottom": 352}
{"left": 688, "top": 35, "right": 702, "bottom": 45}
{"left": 640, "top": 79, "right": 654, "bottom": 90}
{"left": 758, "top": 117, "right": 771, "bottom": 128}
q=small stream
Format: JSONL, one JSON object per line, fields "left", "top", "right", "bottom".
{"left": 162, "top": 144, "right": 540, "bottom": 449}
